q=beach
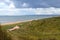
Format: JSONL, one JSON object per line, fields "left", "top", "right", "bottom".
{"left": 1, "top": 15, "right": 58, "bottom": 25}
{"left": 1, "top": 20, "right": 33, "bottom": 25}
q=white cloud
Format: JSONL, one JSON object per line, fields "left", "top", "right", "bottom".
{"left": 5, "top": 0, "right": 11, "bottom": 2}
{"left": 22, "top": 3, "right": 29, "bottom": 7}
{"left": 0, "top": 8, "right": 60, "bottom": 15}
{"left": 9, "top": 2, "right": 15, "bottom": 9}
{"left": 0, "top": 2, "right": 9, "bottom": 8}
{"left": 34, "top": 7, "right": 60, "bottom": 15}
{"left": 0, "top": 0, "right": 15, "bottom": 9}
{"left": 0, "top": 9, "right": 14, "bottom": 15}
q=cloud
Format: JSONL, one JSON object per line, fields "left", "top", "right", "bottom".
{"left": 0, "top": 9, "right": 15, "bottom": 15}
{"left": 40, "top": 2, "right": 51, "bottom": 7}
{"left": 0, "top": 0, "right": 15, "bottom": 9}
{"left": 9, "top": 2, "right": 15, "bottom": 9}
{"left": 0, "top": 2, "right": 9, "bottom": 8}
{"left": 22, "top": 3, "right": 29, "bottom": 8}
{"left": 0, "top": 8, "right": 35, "bottom": 15}
{"left": 34, "top": 7, "right": 60, "bottom": 15}
{"left": 12, "top": 0, "right": 60, "bottom": 8}
{"left": 45, "top": 0, "right": 60, "bottom": 8}
{"left": 0, "top": 0, "right": 4, "bottom": 2}
{"left": 12, "top": 0, "right": 51, "bottom": 8}
{"left": 0, "top": 7, "right": 60, "bottom": 15}
{"left": 1, "top": 0, "right": 60, "bottom": 8}
{"left": 0, "top": 0, "right": 60, "bottom": 8}
{"left": 5, "top": 0, "right": 11, "bottom": 2}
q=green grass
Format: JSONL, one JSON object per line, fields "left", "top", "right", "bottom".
{"left": 1, "top": 16, "right": 60, "bottom": 40}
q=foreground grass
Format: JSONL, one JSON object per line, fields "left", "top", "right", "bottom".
{"left": 1, "top": 16, "right": 60, "bottom": 40}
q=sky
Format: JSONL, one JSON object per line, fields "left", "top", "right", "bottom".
{"left": 0, "top": 0, "right": 60, "bottom": 15}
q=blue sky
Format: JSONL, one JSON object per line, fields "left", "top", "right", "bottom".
{"left": 0, "top": 0, "right": 60, "bottom": 15}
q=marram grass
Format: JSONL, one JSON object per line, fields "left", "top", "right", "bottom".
{"left": 1, "top": 16, "right": 60, "bottom": 40}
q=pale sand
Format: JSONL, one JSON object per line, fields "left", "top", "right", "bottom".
{"left": 1, "top": 20, "right": 33, "bottom": 25}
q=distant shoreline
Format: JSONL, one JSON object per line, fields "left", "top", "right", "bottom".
{"left": 1, "top": 16, "right": 59, "bottom": 25}
{"left": 1, "top": 20, "right": 33, "bottom": 25}
{"left": 1, "top": 18, "right": 41, "bottom": 25}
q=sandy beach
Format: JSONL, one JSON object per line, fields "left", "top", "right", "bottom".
{"left": 1, "top": 20, "right": 33, "bottom": 25}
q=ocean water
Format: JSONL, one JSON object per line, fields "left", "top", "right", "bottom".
{"left": 0, "top": 15, "right": 59, "bottom": 24}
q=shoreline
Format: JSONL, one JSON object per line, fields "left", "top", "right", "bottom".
{"left": 1, "top": 20, "right": 33, "bottom": 25}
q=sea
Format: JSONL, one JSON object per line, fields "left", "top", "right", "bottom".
{"left": 0, "top": 15, "right": 59, "bottom": 24}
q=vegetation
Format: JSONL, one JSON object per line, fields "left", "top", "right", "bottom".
{"left": 1, "top": 16, "right": 60, "bottom": 40}
{"left": 0, "top": 24, "right": 11, "bottom": 40}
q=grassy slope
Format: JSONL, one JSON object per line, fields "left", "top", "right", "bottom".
{"left": 2, "top": 16, "right": 60, "bottom": 40}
